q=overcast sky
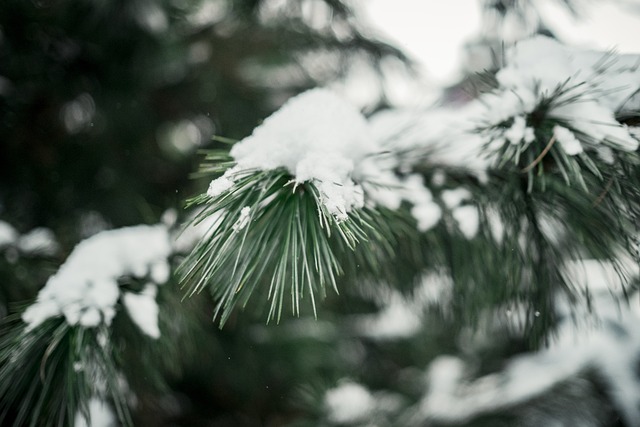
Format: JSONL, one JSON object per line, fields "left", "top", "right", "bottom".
{"left": 364, "top": 0, "right": 640, "bottom": 85}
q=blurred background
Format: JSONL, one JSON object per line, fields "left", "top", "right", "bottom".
{"left": 1, "top": 0, "right": 640, "bottom": 426}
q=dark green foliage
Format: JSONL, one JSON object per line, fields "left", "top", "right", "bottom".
{"left": 0, "top": 317, "right": 130, "bottom": 427}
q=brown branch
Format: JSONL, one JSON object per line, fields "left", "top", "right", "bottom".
{"left": 521, "top": 134, "right": 557, "bottom": 173}
{"left": 592, "top": 176, "right": 615, "bottom": 207}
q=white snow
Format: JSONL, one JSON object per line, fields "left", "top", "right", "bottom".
{"left": 368, "top": 107, "right": 489, "bottom": 173}
{"left": 476, "top": 36, "right": 640, "bottom": 154}
{"left": 411, "top": 203, "right": 442, "bottom": 232}
{"left": 355, "top": 292, "right": 423, "bottom": 339}
{"left": 355, "top": 273, "right": 452, "bottom": 340}
{"left": 441, "top": 188, "right": 471, "bottom": 210}
{"left": 504, "top": 116, "right": 535, "bottom": 145}
{"left": 552, "top": 100, "right": 638, "bottom": 151}
{"left": 553, "top": 125, "right": 583, "bottom": 155}
{"left": 452, "top": 205, "right": 480, "bottom": 240}
{"left": 74, "top": 398, "right": 117, "bottom": 427}
{"left": 223, "top": 88, "right": 373, "bottom": 221}
{"left": 0, "top": 220, "right": 17, "bottom": 248}
{"left": 22, "top": 225, "right": 171, "bottom": 338}
{"left": 325, "top": 381, "right": 375, "bottom": 424}
{"left": 149, "top": 260, "right": 171, "bottom": 284}
{"left": 123, "top": 284, "right": 160, "bottom": 339}
{"left": 232, "top": 206, "right": 251, "bottom": 233}
{"left": 206, "top": 167, "right": 238, "bottom": 198}
{"left": 402, "top": 175, "right": 442, "bottom": 232}
{"left": 208, "top": 89, "right": 445, "bottom": 230}
{"left": 17, "top": 227, "right": 59, "bottom": 256}
{"left": 440, "top": 188, "right": 479, "bottom": 239}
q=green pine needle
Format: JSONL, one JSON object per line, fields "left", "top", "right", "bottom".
{"left": 179, "top": 166, "right": 382, "bottom": 326}
{"left": 0, "top": 316, "right": 132, "bottom": 427}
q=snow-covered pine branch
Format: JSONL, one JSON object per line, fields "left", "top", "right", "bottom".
{"left": 179, "top": 89, "right": 443, "bottom": 325}
{"left": 23, "top": 225, "right": 171, "bottom": 337}
{"left": 472, "top": 36, "right": 640, "bottom": 191}
{"left": 180, "top": 35, "right": 640, "bottom": 331}
{"left": 0, "top": 225, "right": 178, "bottom": 427}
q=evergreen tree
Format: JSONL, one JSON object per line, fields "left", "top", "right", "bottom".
{"left": 1, "top": 1, "right": 639, "bottom": 426}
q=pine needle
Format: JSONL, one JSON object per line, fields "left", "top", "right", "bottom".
{"left": 178, "top": 166, "right": 387, "bottom": 326}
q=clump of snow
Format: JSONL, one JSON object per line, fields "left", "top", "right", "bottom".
{"left": 368, "top": 107, "right": 489, "bottom": 174}
{"left": 452, "top": 205, "right": 480, "bottom": 240}
{"left": 210, "top": 88, "right": 373, "bottom": 221}
{"left": 504, "top": 116, "right": 535, "bottom": 145}
{"left": 552, "top": 101, "right": 637, "bottom": 151}
{"left": 441, "top": 188, "right": 471, "bottom": 210}
{"left": 17, "top": 227, "right": 59, "bottom": 256}
{"left": 325, "top": 380, "right": 375, "bottom": 424}
{"left": 402, "top": 175, "right": 441, "bottom": 232}
{"left": 476, "top": 36, "right": 640, "bottom": 155}
{"left": 207, "top": 167, "right": 238, "bottom": 198}
{"left": 355, "top": 292, "right": 422, "bottom": 340}
{"left": 553, "top": 125, "right": 583, "bottom": 155}
{"left": 123, "top": 284, "right": 160, "bottom": 339}
{"left": 486, "top": 209, "right": 504, "bottom": 244}
{"left": 355, "top": 273, "right": 453, "bottom": 340}
{"left": 0, "top": 220, "right": 18, "bottom": 248}
{"left": 440, "top": 188, "right": 479, "bottom": 239}
{"left": 416, "top": 272, "right": 453, "bottom": 307}
{"left": 411, "top": 202, "right": 442, "bottom": 232}
{"left": 232, "top": 206, "right": 251, "bottom": 233}
{"left": 74, "top": 398, "right": 117, "bottom": 427}
{"left": 208, "top": 89, "right": 444, "bottom": 230}
{"left": 22, "top": 225, "right": 171, "bottom": 339}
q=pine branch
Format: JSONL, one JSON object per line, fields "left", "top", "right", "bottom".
{"left": 0, "top": 317, "right": 131, "bottom": 427}
{"left": 179, "top": 166, "right": 391, "bottom": 325}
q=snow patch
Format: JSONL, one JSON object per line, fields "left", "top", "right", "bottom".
{"left": 441, "top": 188, "right": 471, "bottom": 210}
{"left": 325, "top": 381, "right": 375, "bottom": 424}
{"left": 17, "top": 227, "right": 59, "bottom": 256}
{"left": 74, "top": 398, "right": 117, "bottom": 427}
{"left": 420, "top": 258, "right": 640, "bottom": 425}
{"left": 22, "top": 225, "right": 171, "bottom": 338}
{"left": 123, "top": 284, "right": 160, "bottom": 339}
{"left": 504, "top": 116, "right": 535, "bottom": 145}
{"left": 225, "top": 88, "right": 372, "bottom": 221}
{"left": 0, "top": 220, "right": 17, "bottom": 248}
{"left": 452, "top": 205, "right": 480, "bottom": 240}
{"left": 355, "top": 292, "right": 422, "bottom": 340}
{"left": 553, "top": 125, "right": 583, "bottom": 155}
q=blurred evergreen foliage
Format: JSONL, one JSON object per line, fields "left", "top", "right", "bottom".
{"left": 0, "top": 0, "right": 406, "bottom": 235}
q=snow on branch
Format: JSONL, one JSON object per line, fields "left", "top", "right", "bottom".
{"left": 477, "top": 36, "right": 639, "bottom": 159}
{"left": 22, "top": 225, "right": 172, "bottom": 338}
{"left": 207, "top": 88, "right": 441, "bottom": 227}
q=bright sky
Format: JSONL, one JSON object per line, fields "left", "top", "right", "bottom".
{"left": 364, "top": 0, "right": 640, "bottom": 85}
